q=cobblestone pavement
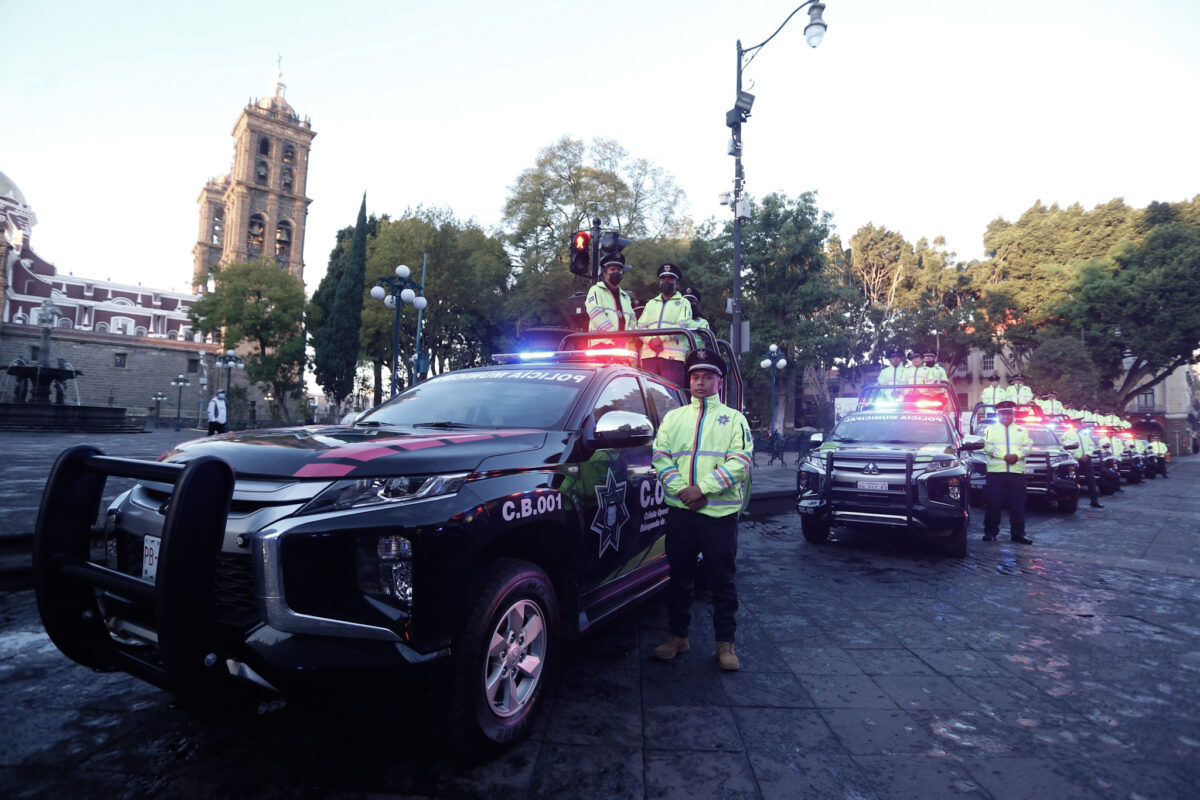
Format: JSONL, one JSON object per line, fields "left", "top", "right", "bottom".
{"left": 1, "top": 432, "right": 1198, "bottom": 798}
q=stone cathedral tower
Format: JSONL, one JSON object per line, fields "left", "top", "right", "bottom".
{"left": 192, "top": 67, "right": 316, "bottom": 292}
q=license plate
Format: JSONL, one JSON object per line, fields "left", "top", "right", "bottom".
{"left": 856, "top": 480, "right": 889, "bottom": 491}
{"left": 142, "top": 535, "right": 161, "bottom": 581}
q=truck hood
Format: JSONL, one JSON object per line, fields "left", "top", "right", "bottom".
{"left": 160, "top": 425, "right": 549, "bottom": 479}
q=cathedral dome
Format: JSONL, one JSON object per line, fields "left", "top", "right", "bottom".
{"left": 0, "top": 170, "right": 28, "bottom": 206}
{"left": 256, "top": 67, "right": 298, "bottom": 120}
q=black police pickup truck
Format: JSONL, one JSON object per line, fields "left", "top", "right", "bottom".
{"left": 796, "top": 383, "right": 983, "bottom": 557}
{"left": 33, "top": 334, "right": 742, "bottom": 752}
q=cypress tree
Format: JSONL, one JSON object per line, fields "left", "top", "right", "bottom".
{"left": 323, "top": 194, "right": 368, "bottom": 405}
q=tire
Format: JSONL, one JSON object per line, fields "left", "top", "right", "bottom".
{"left": 944, "top": 518, "right": 968, "bottom": 557}
{"left": 443, "top": 558, "right": 559, "bottom": 754}
{"left": 1057, "top": 494, "right": 1078, "bottom": 514}
{"left": 801, "top": 515, "right": 831, "bottom": 543}
{"left": 969, "top": 489, "right": 983, "bottom": 508}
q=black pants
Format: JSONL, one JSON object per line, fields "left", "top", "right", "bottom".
{"left": 207, "top": 421, "right": 227, "bottom": 436}
{"left": 1078, "top": 458, "right": 1101, "bottom": 502}
{"left": 665, "top": 507, "right": 739, "bottom": 642}
{"left": 984, "top": 472, "right": 1026, "bottom": 538}
{"left": 643, "top": 356, "right": 686, "bottom": 389}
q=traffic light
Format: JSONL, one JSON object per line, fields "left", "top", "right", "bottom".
{"left": 569, "top": 230, "right": 591, "bottom": 276}
{"left": 597, "top": 231, "right": 632, "bottom": 262}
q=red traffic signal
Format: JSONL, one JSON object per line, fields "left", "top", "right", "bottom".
{"left": 569, "top": 230, "right": 592, "bottom": 275}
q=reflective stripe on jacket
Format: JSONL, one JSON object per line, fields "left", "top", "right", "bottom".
{"left": 652, "top": 395, "right": 753, "bottom": 518}
{"left": 637, "top": 294, "right": 692, "bottom": 360}
{"left": 982, "top": 421, "right": 1033, "bottom": 473}
{"left": 980, "top": 387, "right": 1005, "bottom": 405}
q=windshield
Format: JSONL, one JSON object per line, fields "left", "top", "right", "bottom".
{"left": 1028, "top": 427, "right": 1061, "bottom": 446}
{"left": 358, "top": 368, "right": 590, "bottom": 430}
{"left": 831, "top": 414, "right": 952, "bottom": 445}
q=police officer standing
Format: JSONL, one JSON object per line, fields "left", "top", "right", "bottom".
{"left": 1150, "top": 433, "right": 1169, "bottom": 477}
{"left": 907, "top": 351, "right": 928, "bottom": 384}
{"left": 981, "top": 375, "right": 1005, "bottom": 405}
{"left": 1037, "top": 391, "right": 1065, "bottom": 416}
{"left": 924, "top": 352, "right": 949, "bottom": 383}
{"left": 1063, "top": 423, "right": 1103, "bottom": 508}
{"left": 1005, "top": 374, "right": 1033, "bottom": 404}
{"left": 982, "top": 400, "right": 1034, "bottom": 544}
{"left": 207, "top": 389, "right": 228, "bottom": 436}
{"left": 585, "top": 256, "right": 637, "bottom": 348}
{"left": 682, "top": 287, "right": 710, "bottom": 331}
{"left": 638, "top": 263, "right": 692, "bottom": 386}
{"left": 877, "top": 348, "right": 906, "bottom": 388}
{"left": 652, "top": 349, "right": 753, "bottom": 671}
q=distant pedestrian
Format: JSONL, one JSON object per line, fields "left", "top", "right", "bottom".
{"left": 981, "top": 400, "right": 1034, "bottom": 544}
{"left": 207, "top": 390, "right": 228, "bottom": 435}
{"left": 766, "top": 430, "right": 783, "bottom": 466}
{"left": 652, "top": 348, "right": 753, "bottom": 670}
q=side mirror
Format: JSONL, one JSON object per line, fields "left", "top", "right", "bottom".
{"left": 960, "top": 435, "right": 985, "bottom": 452}
{"left": 590, "top": 411, "right": 654, "bottom": 447}
{"left": 809, "top": 432, "right": 824, "bottom": 444}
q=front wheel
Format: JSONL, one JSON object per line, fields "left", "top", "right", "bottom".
{"left": 444, "top": 559, "right": 559, "bottom": 754}
{"left": 1057, "top": 494, "right": 1078, "bottom": 514}
{"left": 944, "top": 517, "right": 968, "bottom": 557}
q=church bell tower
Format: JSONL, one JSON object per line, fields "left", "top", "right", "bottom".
{"left": 192, "top": 66, "right": 316, "bottom": 291}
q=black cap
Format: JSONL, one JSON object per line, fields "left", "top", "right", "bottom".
{"left": 685, "top": 348, "right": 726, "bottom": 377}
{"left": 682, "top": 286, "right": 701, "bottom": 302}
{"left": 658, "top": 263, "right": 682, "bottom": 281}
{"left": 988, "top": 374, "right": 1000, "bottom": 382}
{"left": 886, "top": 347, "right": 903, "bottom": 358}
{"left": 1043, "top": 391, "right": 1056, "bottom": 397}
{"left": 923, "top": 351, "right": 936, "bottom": 358}
{"left": 1012, "top": 373, "right": 1025, "bottom": 381}
{"left": 996, "top": 400, "right": 1016, "bottom": 410}
{"left": 600, "top": 254, "right": 626, "bottom": 270}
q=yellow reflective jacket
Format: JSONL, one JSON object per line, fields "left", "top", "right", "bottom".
{"left": 652, "top": 395, "right": 753, "bottom": 518}
{"left": 1004, "top": 384, "right": 1033, "bottom": 403}
{"left": 983, "top": 421, "right": 1033, "bottom": 474}
{"left": 980, "top": 386, "right": 1006, "bottom": 405}
{"left": 585, "top": 282, "right": 637, "bottom": 347}
{"left": 637, "top": 293, "right": 692, "bottom": 361}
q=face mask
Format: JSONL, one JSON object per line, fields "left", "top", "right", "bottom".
{"left": 606, "top": 270, "right": 623, "bottom": 285}
{"left": 659, "top": 280, "right": 676, "bottom": 295}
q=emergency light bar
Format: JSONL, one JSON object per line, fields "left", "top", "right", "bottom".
{"left": 494, "top": 348, "right": 639, "bottom": 365}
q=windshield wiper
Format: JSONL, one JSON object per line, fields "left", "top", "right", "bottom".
{"left": 411, "top": 421, "right": 492, "bottom": 429}
{"left": 831, "top": 437, "right": 857, "bottom": 443}
{"left": 875, "top": 439, "right": 917, "bottom": 444}
{"left": 353, "top": 420, "right": 387, "bottom": 427}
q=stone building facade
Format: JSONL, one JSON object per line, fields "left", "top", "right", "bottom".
{"left": 192, "top": 69, "right": 315, "bottom": 291}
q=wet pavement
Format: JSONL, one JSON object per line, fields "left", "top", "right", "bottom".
{"left": 1, "top": 431, "right": 1198, "bottom": 798}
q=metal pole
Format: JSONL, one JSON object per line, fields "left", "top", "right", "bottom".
{"left": 390, "top": 289, "right": 402, "bottom": 397}
{"left": 731, "top": 40, "right": 744, "bottom": 358}
{"left": 175, "top": 384, "right": 183, "bottom": 432}
{"left": 413, "top": 253, "right": 428, "bottom": 384}
{"left": 770, "top": 368, "right": 776, "bottom": 433}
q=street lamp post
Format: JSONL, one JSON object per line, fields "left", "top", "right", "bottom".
{"left": 370, "top": 258, "right": 430, "bottom": 397}
{"left": 216, "top": 350, "right": 244, "bottom": 394}
{"left": 728, "top": 2, "right": 827, "bottom": 357}
{"left": 170, "top": 374, "right": 190, "bottom": 432}
{"left": 151, "top": 391, "right": 168, "bottom": 428}
{"left": 760, "top": 343, "right": 789, "bottom": 433}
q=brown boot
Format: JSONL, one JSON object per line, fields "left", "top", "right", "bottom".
{"left": 717, "top": 641, "right": 740, "bottom": 671}
{"left": 653, "top": 634, "right": 690, "bottom": 661}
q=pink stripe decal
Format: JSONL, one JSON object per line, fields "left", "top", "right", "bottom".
{"left": 321, "top": 445, "right": 400, "bottom": 462}
{"left": 293, "top": 462, "right": 356, "bottom": 478}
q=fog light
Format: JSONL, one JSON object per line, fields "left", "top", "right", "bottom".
{"left": 378, "top": 536, "right": 412, "bottom": 560}
{"left": 948, "top": 477, "right": 961, "bottom": 501}
{"left": 388, "top": 561, "right": 414, "bottom": 604}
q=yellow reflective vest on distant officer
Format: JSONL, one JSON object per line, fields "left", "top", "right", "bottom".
{"left": 638, "top": 293, "right": 692, "bottom": 361}
{"left": 1150, "top": 440, "right": 1168, "bottom": 457}
{"left": 585, "top": 282, "right": 637, "bottom": 346}
{"left": 1036, "top": 398, "right": 1065, "bottom": 415}
{"left": 980, "top": 386, "right": 1006, "bottom": 405}
{"left": 925, "top": 364, "right": 949, "bottom": 383}
{"left": 652, "top": 395, "right": 753, "bottom": 519}
{"left": 982, "top": 421, "right": 1033, "bottom": 473}
{"left": 1004, "top": 384, "right": 1033, "bottom": 403}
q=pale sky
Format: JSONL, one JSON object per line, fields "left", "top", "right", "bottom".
{"left": 4, "top": 0, "right": 1198, "bottom": 295}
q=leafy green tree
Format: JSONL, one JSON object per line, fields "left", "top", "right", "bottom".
{"left": 313, "top": 195, "right": 368, "bottom": 406}
{"left": 188, "top": 260, "right": 307, "bottom": 423}
{"left": 1024, "top": 335, "right": 1103, "bottom": 407}
{"left": 502, "top": 136, "right": 687, "bottom": 328}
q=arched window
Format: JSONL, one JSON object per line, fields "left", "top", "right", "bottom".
{"left": 96, "top": 322, "right": 109, "bottom": 333}
{"left": 248, "top": 214, "right": 265, "bottom": 254}
{"left": 258, "top": 136, "right": 271, "bottom": 156}
{"left": 211, "top": 207, "right": 225, "bottom": 246}
{"left": 255, "top": 160, "right": 269, "bottom": 186}
{"left": 134, "top": 326, "right": 148, "bottom": 337}
{"left": 58, "top": 318, "right": 72, "bottom": 329}
{"left": 275, "top": 221, "right": 292, "bottom": 264}
{"left": 283, "top": 143, "right": 295, "bottom": 163}
{"left": 167, "top": 330, "right": 178, "bottom": 340}
{"left": 282, "top": 167, "right": 294, "bottom": 192}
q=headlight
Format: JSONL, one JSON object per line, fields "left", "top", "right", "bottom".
{"left": 805, "top": 452, "right": 828, "bottom": 470}
{"left": 1049, "top": 453, "right": 1071, "bottom": 465}
{"left": 298, "top": 473, "right": 469, "bottom": 516}
{"left": 921, "top": 458, "right": 956, "bottom": 475}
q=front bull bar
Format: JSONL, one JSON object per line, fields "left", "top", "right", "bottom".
{"left": 33, "top": 445, "right": 235, "bottom": 710}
